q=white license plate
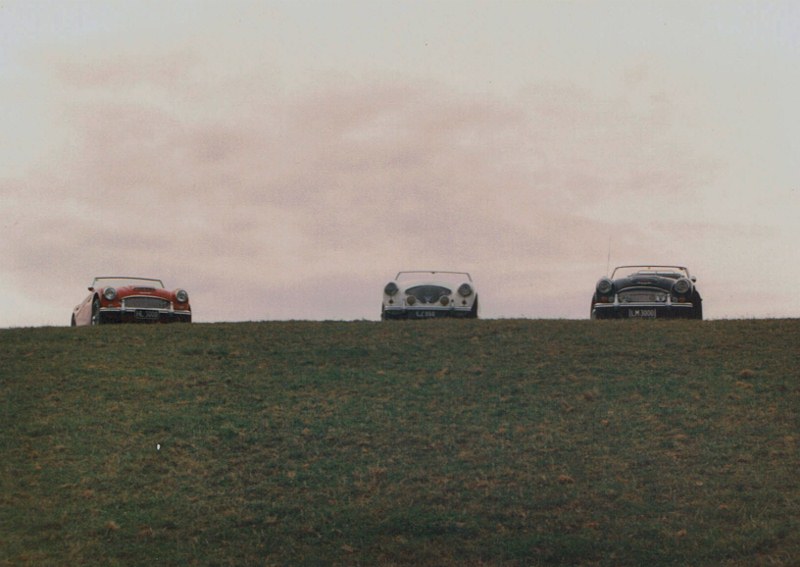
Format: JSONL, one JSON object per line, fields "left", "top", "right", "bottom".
{"left": 413, "top": 311, "right": 437, "bottom": 318}
{"left": 628, "top": 308, "right": 656, "bottom": 318}
{"left": 135, "top": 310, "right": 160, "bottom": 320}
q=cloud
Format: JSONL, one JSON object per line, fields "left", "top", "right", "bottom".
{"left": 1, "top": 46, "right": 735, "bottom": 325}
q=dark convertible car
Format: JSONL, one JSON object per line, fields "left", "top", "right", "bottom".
{"left": 591, "top": 265, "right": 702, "bottom": 320}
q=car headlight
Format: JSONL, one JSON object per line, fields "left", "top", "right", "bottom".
{"left": 384, "top": 282, "right": 399, "bottom": 296}
{"left": 176, "top": 289, "right": 189, "bottom": 303}
{"left": 673, "top": 278, "right": 691, "bottom": 295}
{"left": 596, "top": 278, "right": 613, "bottom": 295}
{"left": 458, "top": 283, "right": 473, "bottom": 297}
{"left": 103, "top": 287, "right": 117, "bottom": 301}
{"left": 406, "top": 295, "right": 417, "bottom": 306}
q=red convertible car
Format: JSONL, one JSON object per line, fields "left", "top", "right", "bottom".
{"left": 72, "top": 277, "right": 192, "bottom": 326}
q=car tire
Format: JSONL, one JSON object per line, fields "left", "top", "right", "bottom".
{"left": 467, "top": 297, "right": 479, "bottom": 319}
{"left": 91, "top": 298, "right": 101, "bottom": 326}
{"left": 692, "top": 294, "right": 703, "bottom": 320}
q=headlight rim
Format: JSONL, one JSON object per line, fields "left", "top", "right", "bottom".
{"left": 457, "top": 283, "right": 473, "bottom": 297}
{"left": 103, "top": 287, "right": 117, "bottom": 301}
{"left": 596, "top": 278, "right": 613, "bottom": 295}
{"left": 175, "top": 289, "right": 189, "bottom": 303}
{"left": 384, "top": 282, "right": 399, "bottom": 296}
{"left": 673, "top": 278, "right": 692, "bottom": 295}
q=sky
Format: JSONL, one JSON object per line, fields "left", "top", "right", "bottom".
{"left": 1, "top": 0, "right": 799, "bottom": 326}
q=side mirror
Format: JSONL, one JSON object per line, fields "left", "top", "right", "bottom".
{"left": 88, "top": 286, "right": 94, "bottom": 292}
{"left": 691, "top": 276, "right": 697, "bottom": 282}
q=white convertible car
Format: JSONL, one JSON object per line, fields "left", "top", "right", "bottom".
{"left": 381, "top": 271, "right": 479, "bottom": 320}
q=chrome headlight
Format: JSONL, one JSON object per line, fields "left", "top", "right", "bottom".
{"left": 103, "top": 287, "right": 117, "bottom": 301}
{"left": 457, "top": 283, "right": 473, "bottom": 297}
{"left": 596, "top": 278, "right": 613, "bottom": 295}
{"left": 175, "top": 289, "right": 189, "bottom": 303}
{"left": 673, "top": 278, "right": 691, "bottom": 295}
{"left": 384, "top": 282, "right": 399, "bottom": 296}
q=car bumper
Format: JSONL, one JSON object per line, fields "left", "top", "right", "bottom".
{"left": 592, "top": 303, "right": 695, "bottom": 320}
{"left": 98, "top": 308, "right": 192, "bottom": 324}
{"left": 383, "top": 307, "right": 474, "bottom": 320}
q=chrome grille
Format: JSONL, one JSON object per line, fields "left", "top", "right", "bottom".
{"left": 618, "top": 290, "right": 668, "bottom": 303}
{"left": 405, "top": 285, "right": 451, "bottom": 304}
{"left": 124, "top": 296, "right": 169, "bottom": 309}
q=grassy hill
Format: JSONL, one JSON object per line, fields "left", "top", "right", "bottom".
{"left": 2, "top": 319, "right": 798, "bottom": 566}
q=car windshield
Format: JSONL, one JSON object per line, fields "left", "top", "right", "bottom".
{"left": 395, "top": 271, "right": 472, "bottom": 285}
{"left": 92, "top": 277, "right": 165, "bottom": 289}
{"left": 611, "top": 266, "right": 689, "bottom": 280}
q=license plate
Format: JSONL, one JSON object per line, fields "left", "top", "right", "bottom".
{"left": 628, "top": 308, "right": 656, "bottom": 318}
{"left": 135, "top": 310, "right": 160, "bottom": 320}
{"left": 412, "top": 311, "right": 437, "bottom": 318}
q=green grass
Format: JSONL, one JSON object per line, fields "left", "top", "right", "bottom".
{"left": 2, "top": 319, "right": 799, "bottom": 566}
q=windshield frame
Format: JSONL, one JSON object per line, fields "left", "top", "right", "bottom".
{"left": 610, "top": 266, "right": 690, "bottom": 280}
{"left": 396, "top": 270, "right": 472, "bottom": 283}
{"left": 91, "top": 276, "right": 165, "bottom": 289}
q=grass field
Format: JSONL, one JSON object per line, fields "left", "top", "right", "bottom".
{"left": 2, "top": 319, "right": 799, "bottom": 566}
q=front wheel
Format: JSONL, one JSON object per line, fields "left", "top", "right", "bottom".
{"left": 692, "top": 294, "right": 703, "bottom": 320}
{"left": 467, "top": 297, "right": 479, "bottom": 319}
{"left": 91, "top": 298, "right": 101, "bottom": 326}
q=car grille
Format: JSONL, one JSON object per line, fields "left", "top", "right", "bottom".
{"left": 124, "top": 296, "right": 170, "bottom": 309}
{"left": 618, "top": 290, "right": 668, "bottom": 303}
{"left": 405, "top": 285, "right": 451, "bottom": 304}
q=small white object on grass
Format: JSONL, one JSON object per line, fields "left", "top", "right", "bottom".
{"left": 157, "top": 443, "right": 161, "bottom": 451}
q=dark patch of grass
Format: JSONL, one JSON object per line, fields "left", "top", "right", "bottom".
{"left": 2, "top": 319, "right": 799, "bottom": 565}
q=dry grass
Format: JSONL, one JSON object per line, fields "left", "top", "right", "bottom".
{"left": 1, "top": 319, "right": 799, "bottom": 565}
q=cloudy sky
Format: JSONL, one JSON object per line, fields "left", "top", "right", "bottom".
{"left": 1, "top": 0, "right": 798, "bottom": 326}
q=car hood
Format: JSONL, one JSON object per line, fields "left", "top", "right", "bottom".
{"left": 107, "top": 285, "right": 174, "bottom": 299}
{"left": 613, "top": 275, "right": 676, "bottom": 292}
